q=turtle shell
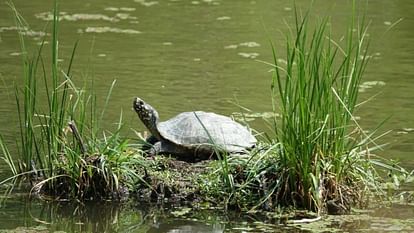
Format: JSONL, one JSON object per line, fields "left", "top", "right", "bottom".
{"left": 157, "top": 111, "right": 256, "bottom": 152}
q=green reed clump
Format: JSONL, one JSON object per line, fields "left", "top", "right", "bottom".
{"left": 0, "top": 1, "right": 145, "bottom": 200}
{"left": 201, "top": 5, "right": 407, "bottom": 213}
{"left": 267, "top": 7, "right": 374, "bottom": 212}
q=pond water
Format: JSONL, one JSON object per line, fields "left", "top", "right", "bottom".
{"left": 0, "top": 0, "right": 413, "bottom": 232}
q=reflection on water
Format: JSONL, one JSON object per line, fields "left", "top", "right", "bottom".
{"left": 0, "top": 193, "right": 228, "bottom": 232}
{"left": 1, "top": 191, "right": 413, "bottom": 232}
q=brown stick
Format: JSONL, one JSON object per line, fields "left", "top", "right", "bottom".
{"left": 68, "top": 120, "right": 87, "bottom": 154}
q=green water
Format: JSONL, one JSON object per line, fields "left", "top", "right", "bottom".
{"left": 0, "top": 0, "right": 413, "bottom": 232}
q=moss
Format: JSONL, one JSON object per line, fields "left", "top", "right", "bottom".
{"left": 132, "top": 156, "right": 211, "bottom": 203}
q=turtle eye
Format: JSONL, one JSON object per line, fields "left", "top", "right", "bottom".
{"left": 138, "top": 100, "right": 144, "bottom": 106}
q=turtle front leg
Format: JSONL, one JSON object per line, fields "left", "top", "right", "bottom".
{"left": 142, "top": 135, "right": 159, "bottom": 152}
{"left": 148, "top": 141, "right": 162, "bottom": 156}
{"left": 148, "top": 141, "right": 175, "bottom": 156}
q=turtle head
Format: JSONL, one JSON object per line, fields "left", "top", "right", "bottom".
{"left": 133, "top": 97, "right": 161, "bottom": 139}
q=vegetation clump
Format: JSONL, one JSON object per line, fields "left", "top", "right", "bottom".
{"left": 195, "top": 6, "right": 412, "bottom": 214}
{"left": 0, "top": 2, "right": 145, "bottom": 200}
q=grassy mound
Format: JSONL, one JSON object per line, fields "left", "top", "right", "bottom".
{"left": 1, "top": 1, "right": 411, "bottom": 215}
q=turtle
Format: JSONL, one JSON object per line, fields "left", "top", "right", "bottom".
{"left": 133, "top": 97, "right": 257, "bottom": 161}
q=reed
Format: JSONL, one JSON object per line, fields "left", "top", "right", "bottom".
{"left": 262, "top": 4, "right": 382, "bottom": 212}
{"left": 0, "top": 1, "right": 144, "bottom": 200}
{"left": 204, "top": 3, "right": 400, "bottom": 213}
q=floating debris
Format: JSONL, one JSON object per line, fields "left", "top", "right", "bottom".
{"left": 359, "top": 81, "right": 386, "bottom": 92}
{"left": 371, "top": 52, "right": 382, "bottom": 60}
{"left": 35, "top": 11, "right": 137, "bottom": 22}
{"left": 359, "top": 54, "right": 373, "bottom": 60}
{"left": 202, "top": 0, "right": 220, "bottom": 5}
{"left": 104, "top": 7, "right": 119, "bottom": 11}
{"left": 36, "top": 12, "right": 120, "bottom": 22}
{"left": 81, "top": 27, "right": 141, "bottom": 34}
{"left": 284, "top": 7, "right": 292, "bottom": 11}
{"left": 98, "top": 54, "right": 107, "bottom": 57}
{"left": 191, "top": 1, "right": 200, "bottom": 4}
{"left": 193, "top": 58, "right": 201, "bottom": 61}
{"left": 171, "top": 207, "right": 192, "bottom": 217}
{"left": 225, "top": 41, "right": 260, "bottom": 49}
{"left": 238, "top": 52, "right": 259, "bottom": 59}
{"left": 232, "top": 227, "right": 254, "bottom": 231}
{"left": 20, "top": 30, "right": 46, "bottom": 37}
{"left": 120, "top": 7, "right": 136, "bottom": 11}
{"left": 134, "top": 0, "right": 159, "bottom": 7}
{"left": 397, "top": 131, "right": 408, "bottom": 135}
{"left": 105, "top": 7, "right": 136, "bottom": 12}
{"left": 224, "top": 44, "right": 238, "bottom": 49}
{"left": 239, "top": 41, "right": 260, "bottom": 47}
{"left": 162, "top": 42, "right": 173, "bottom": 45}
{"left": 115, "top": 13, "right": 137, "bottom": 20}
{"left": 216, "top": 16, "right": 231, "bottom": 21}
{"left": 9, "top": 52, "right": 22, "bottom": 56}
{"left": 397, "top": 128, "right": 414, "bottom": 135}
{"left": 384, "top": 21, "right": 392, "bottom": 26}
{"left": 0, "top": 26, "right": 47, "bottom": 37}
{"left": 276, "top": 58, "right": 288, "bottom": 64}
{"left": 232, "top": 112, "right": 279, "bottom": 122}
{"left": 36, "top": 41, "right": 49, "bottom": 46}
{"left": 35, "top": 12, "right": 120, "bottom": 22}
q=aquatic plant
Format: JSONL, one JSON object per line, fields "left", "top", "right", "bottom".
{"left": 202, "top": 3, "right": 412, "bottom": 214}
{"left": 266, "top": 5, "right": 373, "bottom": 212}
{"left": 262, "top": 4, "right": 413, "bottom": 213}
{"left": 0, "top": 1, "right": 145, "bottom": 200}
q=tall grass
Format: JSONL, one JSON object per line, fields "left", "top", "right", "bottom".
{"left": 202, "top": 4, "right": 397, "bottom": 213}
{"left": 0, "top": 1, "right": 144, "bottom": 200}
{"left": 268, "top": 6, "right": 373, "bottom": 211}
